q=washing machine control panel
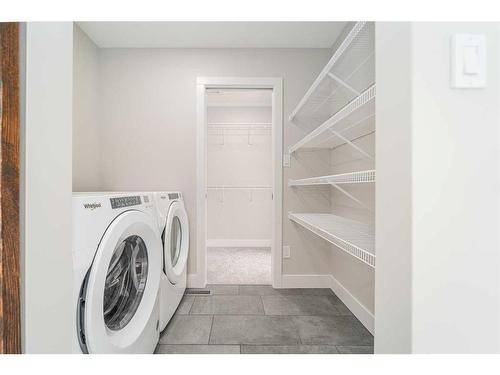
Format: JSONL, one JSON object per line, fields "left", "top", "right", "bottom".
{"left": 110, "top": 195, "right": 142, "bottom": 209}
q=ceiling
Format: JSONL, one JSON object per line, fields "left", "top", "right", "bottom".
{"left": 77, "top": 22, "right": 347, "bottom": 49}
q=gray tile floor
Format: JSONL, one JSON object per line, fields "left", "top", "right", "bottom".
{"left": 155, "top": 284, "right": 374, "bottom": 354}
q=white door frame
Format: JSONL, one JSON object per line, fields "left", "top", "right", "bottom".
{"left": 193, "top": 76, "right": 283, "bottom": 288}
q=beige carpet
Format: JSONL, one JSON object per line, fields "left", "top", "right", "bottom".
{"left": 207, "top": 247, "right": 271, "bottom": 285}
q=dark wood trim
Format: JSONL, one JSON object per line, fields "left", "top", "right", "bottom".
{"left": 0, "top": 22, "right": 21, "bottom": 354}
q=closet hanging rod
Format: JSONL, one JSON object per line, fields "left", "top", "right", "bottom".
{"left": 207, "top": 122, "right": 271, "bottom": 126}
{"left": 207, "top": 126, "right": 271, "bottom": 131}
{"left": 207, "top": 185, "right": 272, "bottom": 190}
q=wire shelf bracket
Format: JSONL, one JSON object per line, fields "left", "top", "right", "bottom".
{"left": 327, "top": 73, "right": 360, "bottom": 96}
{"left": 327, "top": 128, "right": 374, "bottom": 160}
{"left": 330, "top": 183, "right": 372, "bottom": 211}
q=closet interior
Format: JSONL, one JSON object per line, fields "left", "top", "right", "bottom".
{"left": 206, "top": 89, "right": 273, "bottom": 285}
{"left": 288, "top": 21, "right": 376, "bottom": 325}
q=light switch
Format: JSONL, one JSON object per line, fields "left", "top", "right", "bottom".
{"left": 463, "top": 45, "right": 480, "bottom": 74}
{"left": 451, "top": 34, "right": 486, "bottom": 88}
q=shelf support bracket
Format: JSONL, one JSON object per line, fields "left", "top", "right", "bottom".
{"left": 327, "top": 129, "right": 374, "bottom": 160}
{"left": 330, "top": 183, "right": 372, "bottom": 212}
{"left": 327, "top": 73, "right": 360, "bottom": 96}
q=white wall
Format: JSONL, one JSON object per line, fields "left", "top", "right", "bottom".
{"left": 207, "top": 106, "right": 272, "bottom": 243}
{"left": 93, "top": 48, "right": 333, "bottom": 277}
{"left": 73, "top": 24, "right": 101, "bottom": 191}
{"left": 374, "top": 22, "right": 413, "bottom": 354}
{"left": 411, "top": 22, "right": 500, "bottom": 354}
{"left": 375, "top": 22, "right": 500, "bottom": 354}
{"left": 21, "top": 22, "right": 74, "bottom": 353}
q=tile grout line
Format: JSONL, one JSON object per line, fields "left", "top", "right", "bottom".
{"left": 259, "top": 295, "right": 266, "bottom": 315}
{"left": 154, "top": 344, "right": 374, "bottom": 355}
{"left": 207, "top": 314, "right": 215, "bottom": 345}
{"left": 289, "top": 315, "right": 303, "bottom": 346}
{"left": 187, "top": 295, "right": 195, "bottom": 315}
{"left": 182, "top": 313, "right": 359, "bottom": 318}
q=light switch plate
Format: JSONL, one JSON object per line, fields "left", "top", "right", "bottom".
{"left": 283, "top": 245, "right": 290, "bottom": 258}
{"left": 451, "top": 34, "right": 486, "bottom": 88}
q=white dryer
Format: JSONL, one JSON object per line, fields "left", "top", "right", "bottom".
{"left": 152, "top": 192, "right": 189, "bottom": 331}
{"left": 72, "top": 192, "right": 162, "bottom": 353}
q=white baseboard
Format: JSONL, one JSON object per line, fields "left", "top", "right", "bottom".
{"left": 206, "top": 239, "right": 272, "bottom": 248}
{"left": 187, "top": 273, "right": 206, "bottom": 288}
{"left": 326, "top": 274, "right": 374, "bottom": 335}
{"left": 281, "top": 274, "right": 374, "bottom": 335}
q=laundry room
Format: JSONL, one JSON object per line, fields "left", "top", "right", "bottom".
{"left": 3, "top": 6, "right": 500, "bottom": 362}
{"left": 69, "top": 20, "right": 379, "bottom": 354}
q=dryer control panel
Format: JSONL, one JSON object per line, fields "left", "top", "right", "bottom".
{"left": 110, "top": 195, "right": 141, "bottom": 209}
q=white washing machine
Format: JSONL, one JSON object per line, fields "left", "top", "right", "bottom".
{"left": 72, "top": 192, "right": 162, "bottom": 353}
{"left": 152, "top": 192, "right": 189, "bottom": 331}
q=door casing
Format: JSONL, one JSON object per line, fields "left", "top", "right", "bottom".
{"left": 194, "top": 77, "right": 283, "bottom": 288}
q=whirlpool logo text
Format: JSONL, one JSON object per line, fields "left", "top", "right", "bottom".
{"left": 83, "top": 203, "right": 102, "bottom": 210}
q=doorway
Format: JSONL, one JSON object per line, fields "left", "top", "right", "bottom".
{"left": 206, "top": 88, "right": 272, "bottom": 284}
{"left": 196, "top": 77, "right": 283, "bottom": 288}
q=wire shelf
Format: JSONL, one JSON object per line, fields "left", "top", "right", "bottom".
{"left": 288, "top": 212, "right": 375, "bottom": 268}
{"left": 208, "top": 123, "right": 271, "bottom": 130}
{"left": 289, "top": 84, "right": 375, "bottom": 154}
{"left": 288, "top": 170, "right": 375, "bottom": 186}
{"left": 207, "top": 186, "right": 272, "bottom": 203}
{"left": 208, "top": 123, "right": 271, "bottom": 138}
{"left": 289, "top": 22, "right": 375, "bottom": 127}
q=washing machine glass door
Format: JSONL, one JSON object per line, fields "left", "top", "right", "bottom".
{"left": 163, "top": 201, "right": 189, "bottom": 285}
{"left": 80, "top": 210, "right": 161, "bottom": 353}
